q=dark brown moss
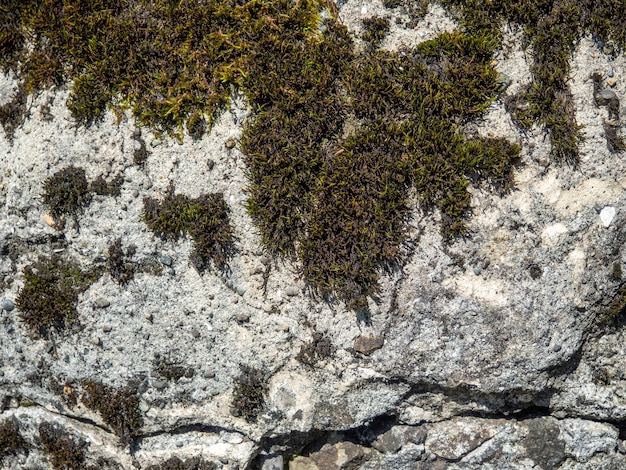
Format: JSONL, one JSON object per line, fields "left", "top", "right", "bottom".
{"left": 91, "top": 174, "right": 123, "bottom": 197}
{"left": 297, "top": 332, "right": 334, "bottom": 366}
{"left": 0, "top": 85, "right": 27, "bottom": 141}
{"left": 42, "top": 166, "right": 92, "bottom": 219}
{"left": 39, "top": 422, "right": 87, "bottom": 470}
{"left": 16, "top": 256, "right": 102, "bottom": 338}
{"left": 0, "top": 418, "right": 28, "bottom": 461}
{"left": 154, "top": 357, "right": 194, "bottom": 383}
{"left": 146, "top": 456, "right": 217, "bottom": 470}
{"left": 231, "top": 366, "right": 267, "bottom": 423}
{"left": 81, "top": 381, "right": 143, "bottom": 445}
{"left": 143, "top": 187, "right": 234, "bottom": 271}
{"left": 107, "top": 238, "right": 136, "bottom": 285}
{"left": 362, "top": 17, "right": 390, "bottom": 50}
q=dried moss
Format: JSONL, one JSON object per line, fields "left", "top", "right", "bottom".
{"left": 107, "top": 238, "right": 136, "bottom": 285}
{"left": 39, "top": 422, "right": 88, "bottom": 470}
{"left": 154, "top": 357, "right": 194, "bottom": 383}
{"left": 81, "top": 380, "right": 143, "bottom": 445}
{"left": 16, "top": 256, "right": 102, "bottom": 338}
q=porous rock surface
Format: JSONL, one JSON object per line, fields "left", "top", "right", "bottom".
{"left": 1, "top": 1, "right": 626, "bottom": 469}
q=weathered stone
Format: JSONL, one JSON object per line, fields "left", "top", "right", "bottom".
{"left": 353, "top": 335, "right": 384, "bottom": 355}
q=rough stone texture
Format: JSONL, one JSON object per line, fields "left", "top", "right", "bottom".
{"left": 1, "top": 1, "right": 626, "bottom": 469}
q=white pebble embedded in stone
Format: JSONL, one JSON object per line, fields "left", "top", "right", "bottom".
{"left": 600, "top": 206, "right": 616, "bottom": 228}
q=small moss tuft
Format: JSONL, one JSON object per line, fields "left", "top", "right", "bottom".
{"left": 16, "top": 256, "right": 102, "bottom": 338}
{"left": 146, "top": 456, "right": 217, "bottom": 470}
{"left": 0, "top": 418, "right": 28, "bottom": 461}
{"left": 296, "top": 332, "right": 334, "bottom": 366}
{"left": 42, "top": 166, "right": 92, "bottom": 220}
{"left": 0, "top": 85, "right": 27, "bottom": 142}
{"left": 39, "top": 422, "right": 87, "bottom": 470}
{"left": 91, "top": 174, "right": 124, "bottom": 197}
{"left": 231, "top": 366, "right": 268, "bottom": 423}
{"left": 107, "top": 238, "right": 136, "bottom": 285}
{"left": 143, "top": 187, "right": 234, "bottom": 271}
{"left": 154, "top": 357, "right": 194, "bottom": 383}
{"left": 362, "top": 17, "right": 391, "bottom": 50}
{"left": 81, "top": 380, "right": 143, "bottom": 445}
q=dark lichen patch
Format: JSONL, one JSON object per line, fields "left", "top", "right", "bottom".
{"left": 0, "top": 418, "right": 28, "bottom": 461}
{"left": 382, "top": 0, "right": 430, "bottom": 28}
{"left": 143, "top": 187, "right": 234, "bottom": 271}
{"left": 146, "top": 456, "right": 217, "bottom": 470}
{"left": 107, "top": 238, "right": 136, "bottom": 285}
{"left": 39, "top": 422, "right": 88, "bottom": 470}
{"left": 231, "top": 366, "right": 268, "bottom": 423}
{"left": 16, "top": 256, "right": 102, "bottom": 338}
{"left": 81, "top": 380, "right": 143, "bottom": 445}
{"left": 42, "top": 166, "right": 92, "bottom": 220}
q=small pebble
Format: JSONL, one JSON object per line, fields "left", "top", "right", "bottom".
{"left": 473, "top": 266, "right": 482, "bottom": 276}
{"left": 235, "top": 313, "right": 250, "bottom": 324}
{"left": 203, "top": 370, "right": 216, "bottom": 379}
{"left": 102, "top": 325, "right": 112, "bottom": 333}
{"left": 600, "top": 206, "right": 616, "bottom": 228}
{"left": 600, "top": 89, "right": 617, "bottom": 101}
{"left": 285, "top": 286, "right": 299, "bottom": 297}
{"left": 94, "top": 298, "right": 110, "bottom": 308}
{"left": 1, "top": 299, "right": 15, "bottom": 312}
{"left": 236, "top": 286, "right": 246, "bottom": 296}
{"left": 132, "top": 189, "right": 139, "bottom": 198}
{"left": 139, "top": 400, "right": 150, "bottom": 412}
{"left": 608, "top": 69, "right": 615, "bottom": 78}
{"left": 133, "top": 127, "right": 142, "bottom": 138}
{"left": 43, "top": 213, "right": 56, "bottom": 227}
{"left": 92, "top": 337, "right": 102, "bottom": 346}
{"left": 46, "top": 343, "right": 54, "bottom": 354}
{"left": 191, "top": 329, "right": 200, "bottom": 339}
{"left": 145, "top": 313, "right": 153, "bottom": 322}
{"left": 207, "top": 159, "right": 215, "bottom": 170}
{"left": 160, "top": 254, "right": 172, "bottom": 266}
{"left": 225, "top": 138, "right": 236, "bottom": 149}
{"left": 153, "top": 380, "right": 167, "bottom": 390}
{"left": 176, "top": 441, "right": 184, "bottom": 448}
{"left": 606, "top": 77, "right": 617, "bottom": 87}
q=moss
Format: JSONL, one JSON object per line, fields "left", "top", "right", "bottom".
{"left": 362, "top": 17, "right": 390, "bottom": 50}
{"left": 91, "top": 174, "right": 124, "bottom": 197}
{"left": 81, "top": 380, "right": 143, "bottom": 445}
{"left": 42, "top": 166, "right": 92, "bottom": 221}
{"left": 0, "top": 418, "right": 28, "bottom": 461}
{"left": 231, "top": 366, "right": 267, "bottom": 423}
{"left": 39, "top": 422, "right": 87, "bottom": 470}
{"left": 143, "top": 186, "right": 234, "bottom": 271}
{"left": 16, "top": 256, "right": 102, "bottom": 338}
{"left": 297, "top": 332, "right": 334, "bottom": 366}
{"left": 147, "top": 456, "right": 217, "bottom": 470}
{"left": 154, "top": 357, "right": 194, "bottom": 383}
{"left": 443, "top": 0, "right": 626, "bottom": 163}
{"left": 107, "top": 238, "right": 136, "bottom": 285}
{"left": 0, "top": 85, "right": 27, "bottom": 142}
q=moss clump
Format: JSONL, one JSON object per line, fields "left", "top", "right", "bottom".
{"left": 362, "top": 17, "right": 391, "bottom": 50}
{"left": 147, "top": 456, "right": 216, "bottom": 470}
{"left": 16, "top": 256, "right": 102, "bottom": 338}
{"left": 42, "top": 166, "right": 92, "bottom": 220}
{"left": 231, "top": 366, "right": 267, "bottom": 423}
{"left": 297, "top": 332, "right": 334, "bottom": 366}
{"left": 81, "top": 381, "right": 143, "bottom": 445}
{"left": 0, "top": 418, "right": 28, "bottom": 461}
{"left": 0, "top": 85, "right": 27, "bottom": 142}
{"left": 91, "top": 174, "right": 124, "bottom": 197}
{"left": 154, "top": 357, "right": 194, "bottom": 383}
{"left": 107, "top": 238, "right": 136, "bottom": 285}
{"left": 443, "top": 0, "right": 626, "bottom": 163}
{"left": 143, "top": 187, "right": 234, "bottom": 271}
{"left": 39, "top": 422, "right": 87, "bottom": 470}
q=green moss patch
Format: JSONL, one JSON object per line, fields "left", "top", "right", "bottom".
{"left": 231, "top": 366, "right": 268, "bottom": 423}
{"left": 16, "top": 256, "right": 102, "bottom": 338}
{"left": 42, "top": 166, "right": 92, "bottom": 221}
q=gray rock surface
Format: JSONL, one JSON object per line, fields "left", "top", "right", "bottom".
{"left": 1, "top": 1, "right": 626, "bottom": 469}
